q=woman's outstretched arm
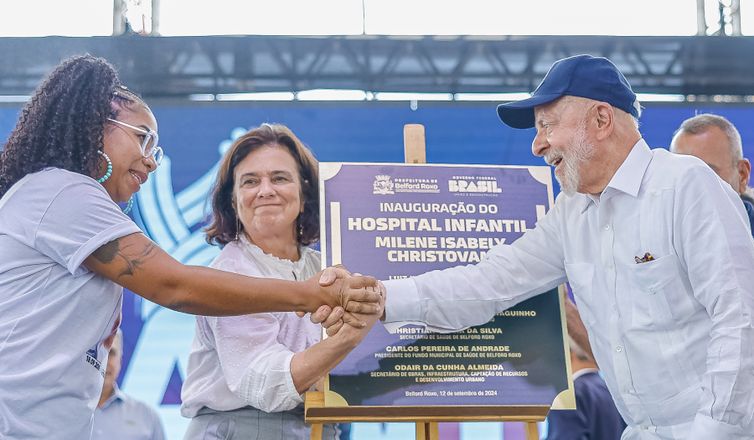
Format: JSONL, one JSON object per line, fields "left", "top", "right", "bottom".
{"left": 84, "top": 232, "right": 381, "bottom": 316}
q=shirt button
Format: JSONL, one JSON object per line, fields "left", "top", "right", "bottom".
{"left": 603, "top": 224, "right": 611, "bottom": 231}
{"left": 615, "top": 345, "right": 623, "bottom": 353}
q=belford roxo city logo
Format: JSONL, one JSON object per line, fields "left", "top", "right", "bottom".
{"left": 373, "top": 174, "right": 395, "bottom": 195}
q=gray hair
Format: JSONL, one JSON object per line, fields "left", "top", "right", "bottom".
{"left": 630, "top": 99, "right": 642, "bottom": 128}
{"left": 671, "top": 113, "right": 743, "bottom": 162}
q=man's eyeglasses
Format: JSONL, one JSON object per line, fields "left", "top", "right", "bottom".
{"left": 107, "top": 118, "right": 164, "bottom": 165}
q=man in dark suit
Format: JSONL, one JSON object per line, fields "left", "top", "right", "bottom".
{"left": 546, "top": 336, "right": 626, "bottom": 440}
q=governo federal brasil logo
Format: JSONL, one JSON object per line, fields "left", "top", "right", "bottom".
{"left": 448, "top": 175, "right": 502, "bottom": 194}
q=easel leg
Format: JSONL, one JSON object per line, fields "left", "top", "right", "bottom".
{"left": 525, "top": 422, "right": 539, "bottom": 440}
{"left": 415, "top": 422, "right": 439, "bottom": 440}
{"left": 310, "top": 423, "right": 323, "bottom": 440}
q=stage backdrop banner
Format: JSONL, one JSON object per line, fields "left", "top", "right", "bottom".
{"left": 320, "top": 162, "right": 575, "bottom": 409}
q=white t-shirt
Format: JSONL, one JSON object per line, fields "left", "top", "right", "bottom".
{"left": 0, "top": 168, "right": 140, "bottom": 439}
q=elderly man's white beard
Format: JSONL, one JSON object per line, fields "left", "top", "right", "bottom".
{"left": 553, "top": 124, "right": 595, "bottom": 196}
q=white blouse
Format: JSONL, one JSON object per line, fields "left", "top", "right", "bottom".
{"left": 180, "top": 237, "right": 321, "bottom": 416}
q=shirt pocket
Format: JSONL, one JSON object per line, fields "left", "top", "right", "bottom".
{"left": 564, "top": 262, "right": 597, "bottom": 327}
{"left": 628, "top": 254, "right": 689, "bottom": 329}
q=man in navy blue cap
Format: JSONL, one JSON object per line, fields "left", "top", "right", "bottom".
{"left": 377, "top": 54, "right": 754, "bottom": 440}
{"left": 496, "top": 54, "right": 642, "bottom": 196}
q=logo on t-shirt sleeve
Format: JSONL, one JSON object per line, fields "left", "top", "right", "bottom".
{"left": 85, "top": 345, "right": 104, "bottom": 376}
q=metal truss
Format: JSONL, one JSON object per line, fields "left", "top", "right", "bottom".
{"left": 1, "top": 35, "right": 753, "bottom": 99}
{"left": 698, "top": 0, "right": 742, "bottom": 36}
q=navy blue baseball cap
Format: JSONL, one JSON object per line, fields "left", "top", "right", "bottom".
{"left": 497, "top": 54, "right": 640, "bottom": 129}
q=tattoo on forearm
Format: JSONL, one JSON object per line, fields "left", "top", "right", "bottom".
{"left": 92, "top": 239, "right": 158, "bottom": 278}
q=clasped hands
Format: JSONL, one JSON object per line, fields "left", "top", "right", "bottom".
{"left": 302, "top": 266, "right": 385, "bottom": 337}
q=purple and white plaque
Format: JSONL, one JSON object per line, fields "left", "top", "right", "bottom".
{"left": 320, "top": 163, "right": 573, "bottom": 409}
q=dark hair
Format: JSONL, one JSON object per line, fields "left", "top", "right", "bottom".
{"left": 205, "top": 124, "right": 319, "bottom": 247}
{"left": 0, "top": 54, "right": 147, "bottom": 197}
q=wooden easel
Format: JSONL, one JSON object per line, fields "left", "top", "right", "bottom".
{"left": 305, "top": 391, "right": 546, "bottom": 440}
{"left": 305, "top": 124, "right": 546, "bottom": 440}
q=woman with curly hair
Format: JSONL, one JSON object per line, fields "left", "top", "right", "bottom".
{"left": 0, "top": 55, "right": 382, "bottom": 440}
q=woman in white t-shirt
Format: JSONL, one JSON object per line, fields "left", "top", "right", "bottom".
{"left": 180, "top": 125, "right": 381, "bottom": 439}
{"left": 0, "top": 55, "right": 382, "bottom": 440}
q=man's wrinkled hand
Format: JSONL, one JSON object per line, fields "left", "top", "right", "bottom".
{"left": 317, "top": 265, "right": 381, "bottom": 314}
{"left": 323, "top": 280, "right": 386, "bottom": 337}
{"left": 328, "top": 281, "right": 386, "bottom": 340}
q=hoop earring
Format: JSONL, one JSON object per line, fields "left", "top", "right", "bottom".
{"left": 97, "top": 150, "right": 113, "bottom": 184}
{"left": 123, "top": 196, "right": 133, "bottom": 215}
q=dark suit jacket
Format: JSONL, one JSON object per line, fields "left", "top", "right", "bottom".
{"left": 546, "top": 370, "right": 626, "bottom": 440}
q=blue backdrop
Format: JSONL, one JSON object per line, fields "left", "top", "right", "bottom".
{"left": 2, "top": 101, "right": 753, "bottom": 439}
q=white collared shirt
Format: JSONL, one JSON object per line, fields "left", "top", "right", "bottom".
{"left": 180, "top": 238, "right": 322, "bottom": 417}
{"left": 385, "top": 140, "right": 754, "bottom": 440}
{"left": 92, "top": 385, "right": 165, "bottom": 440}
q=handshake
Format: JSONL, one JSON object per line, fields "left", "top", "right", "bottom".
{"left": 301, "top": 266, "right": 386, "bottom": 338}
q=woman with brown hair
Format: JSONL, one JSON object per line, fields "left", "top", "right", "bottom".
{"left": 180, "top": 124, "right": 382, "bottom": 439}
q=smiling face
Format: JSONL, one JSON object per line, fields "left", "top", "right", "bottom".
{"left": 532, "top": 97, "right": 599, "bottom": 195}
{"left": 100, "top": 104, "right": 158, "bottom": 203}
{"left": 233, "top": 145, "right": 303, "bottom": 243}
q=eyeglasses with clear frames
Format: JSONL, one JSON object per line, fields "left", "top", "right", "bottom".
{"left": 106, "top": 118, "right": 164, "bottom": 166}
